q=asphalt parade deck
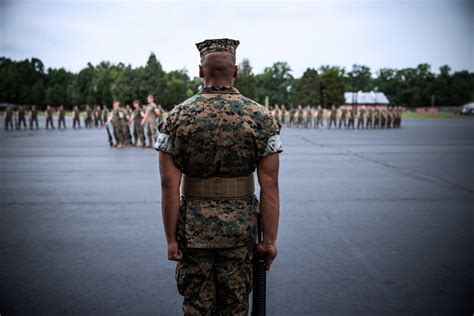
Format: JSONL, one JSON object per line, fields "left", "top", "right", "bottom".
{"left": 1, "top": 118, "right": 473, "bottom": 315}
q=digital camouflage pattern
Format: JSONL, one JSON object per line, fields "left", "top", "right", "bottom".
{"left": 145, "top": 102, "right": 158, "bottom": 146}
{"left": 176, "top": 242, "right": 253, "bottom": 315}
{"left": 156, "top": 86, "right": 282, "bottom": 248}
{"left": 132, "top": 107, "right": 145, "bottom": 146}
{"left": 195, "top": 38, "right": 240, "bottom": 59}
{"left": 156, "top": 85, "right": 282, "bottom": 315}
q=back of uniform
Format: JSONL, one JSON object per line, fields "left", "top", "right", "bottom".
{"left": 155, "top": 85, "right": 283, "bottom": 315}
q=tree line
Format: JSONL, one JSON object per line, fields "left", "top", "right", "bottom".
{"left": 1, "top": 53, "right": 473, "bottom": 110}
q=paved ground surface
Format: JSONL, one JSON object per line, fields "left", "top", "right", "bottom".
{"left": 1, "top": 118, "right": 473, "bottom": 315}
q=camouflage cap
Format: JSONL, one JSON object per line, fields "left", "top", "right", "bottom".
{"left": 195, "top": 38, "right": 240, "bottom": 59}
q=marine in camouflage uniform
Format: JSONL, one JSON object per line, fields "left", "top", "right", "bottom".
{"left": 103, "top": 106, "right": 109, "bottom": 124}
{"left": 366, "top": 108, "right": 373, "bottom": 129}
{"left": 45, "top": 105, "right": 55, "bottom": 129}
{"left": 315, "top": 105, "right": 323, "bottom": 128}
{"left": 72, "top": 106, "right": 81, "bottom": 128}
{"left": 94, "top": 105, "right": 103, "bottom": 127}
{"left": 373, "top": 109, "right": 380, "bottom": 128}
{"left": 105, "top": 100, "right": 124, "bottom": 148}
{"left": 29, "top": 105, "right": 39, "bottom": 129}
{"left": 4, "top": 106, "right": 14, "bottom": 131}
{"left": 17, "top": 106, "right": 27, "bottom": 130}
{"left": 338, "top": 107, "right": 347, "bottom": 129}
{"left": 380, "top": 108, "right": 387, "bottom": 128}
{"left": 156, "top": 38, "right": 282, "bottom": 316}
{"left": 304, "top": 105, "right": 312, "bottom": 128}
{"left": 357, "top": 108, "right": 365, "bottom": 129}
{"left": 130, "top": 100, "right": 145, "bottom": 146}
{"left": 58, "top": 105, "right": 66, "bottom": 129}
{"left": 395, "top": 106, "right": 402, "bottom": 128}
{"left": 288, "top": 108, "right": 295, "bottom": 127}
{"left": 387, "top": 107, "right": 393, "bottom": 128}
{"left": 280, "top": 105, "right": 286, "bottom": 125}
{"left": 347, "top": 108, "right": 355, "bottom": 129}
{"left": 142, "top": 95, "right": 158, "bottom": 148}
{"left": 328, "top": 105, "right": 337, "bottom": 129}
{"left": 120, "top": 107, "right": 131, "bottom": 145}
{"left": 296, "top": 105, "right": 304, "bottom": 128}
{"left": 84, "top": 105, "right": 93, "bottom": 128}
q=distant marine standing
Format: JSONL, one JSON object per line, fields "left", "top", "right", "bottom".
{"left": 72, "top": 106, "right": 81, "bottom": 128}
{"left": 105, "top": 100, "right": 124, "bottom": 148}
{"left": 4, "top": 106, "right": 14, "bottom": 131}
{"left": 58, "top": 105, "right": 66, "bottom": 129}
{"left": 85, "top": 105, "right": 93, "bottom": 128}
{"left": 45, "top": 105, "right": 55, "bottom": 129}
{"left": 29, "top": 105, "right": 39, "bottom": 129}
{"left": 17, "top": 106, "right": 27, "bottom": 130}
{"left": 142, "top": 95, "right": 158, "bottom": 148}
{"left": 94, "top": 106, "right": 103, "bottom": 127}
{"left": 130, "top": 100, "right": 145, "bottom": 147}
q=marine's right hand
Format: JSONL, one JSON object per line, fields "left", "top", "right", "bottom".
{"left": 167, "top": 241, "right": 183, "bottom": 262}
{"left": 256, "top": 242, "right": 277, "bottom": 271}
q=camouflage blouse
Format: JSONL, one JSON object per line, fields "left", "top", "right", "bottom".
{"left": 155, "top": 86, "right": 283, "bottom": 248}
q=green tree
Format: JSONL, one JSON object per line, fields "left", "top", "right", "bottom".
{"left": 255, "top": 61, "right": 293, "bottom": 106}
{"left": 140, "top": 52, "right": 166, "bottom": 104}
{"left": 345, "top": 64, "right": 373, "bottom": 92}
{"left": 163, "top": 69, "right": 191, "bottom": 109}
{"left": 319, "top": 66, "right": 345, "bottom": 107}
{"left": 235, "top": 58, "right": 256, "bottom": 99}
{"left": 293, "top": 68, "right": 320, "bottom": 105}
{"left": 112, "top": 65, "right": 141, "bottom": 104}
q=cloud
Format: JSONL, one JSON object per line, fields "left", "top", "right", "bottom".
{"left": 1, "top": 0, "right": 472, "bottom": 75}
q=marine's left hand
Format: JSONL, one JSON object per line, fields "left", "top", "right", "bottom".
{"left": 167, "top": 241, "right": 183, "bottom": 262}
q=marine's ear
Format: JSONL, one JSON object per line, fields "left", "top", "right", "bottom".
{"left": 199, "top": 65, "right": 204, "bottom": 78}
{"left": 233, "top": 65, "right": 238, "bottom": 79}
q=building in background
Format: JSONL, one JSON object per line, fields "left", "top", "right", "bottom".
{"left": 343, "top": 91, "right": 390, "bottom": 110}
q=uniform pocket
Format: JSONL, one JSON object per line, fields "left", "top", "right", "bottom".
{"left": 175, "top": 261, "right": 185, "bottom": 296}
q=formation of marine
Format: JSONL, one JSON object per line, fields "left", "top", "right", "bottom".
{"left": 272, "top": 104, "right": 403, "bottom": 129}
{"left": 3, "top": 97, "right": 164, "bottom": 149}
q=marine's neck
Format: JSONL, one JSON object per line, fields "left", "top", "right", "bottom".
{"left": 203, "top": 78, "right": 234, "bottom": 88}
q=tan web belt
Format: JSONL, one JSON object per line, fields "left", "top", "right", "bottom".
{"left": 182, "top": 174, "right": 255, "bottom": 199}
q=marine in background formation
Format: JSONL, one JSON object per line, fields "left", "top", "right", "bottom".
{"left": 85, "top": 105, "right": 93, "bottom": 128}
{"left": 58, "top": 105, "right": 66, "bottom": 129}
{"left": 328, "top": 105, "right": 337, "bottom": 129}
{"left": 45, "top": 105, "right": 54, "bottom": 129}
{"left": 3, "top": 106, "right": 14, "bottom": 131}
{"left": 29, "top": 105, "right": 39, "bottom": 129}
{"left": 338, "top": 108, "right": 347, "bottom": 129}
{"left": 94, "top": 106, "right": 103, "bottom": 127}
{"left": 130, "top": 100, "right": 146, "bottom": 147}
{"left": 17, "top": 106, "right": 27, "bottom": 130}
{"left": 142, "top": 95, "right": 159, "bottom": 148}
{"left": 72, "top": 106, "right": 81, "bottom": 128}
{"left": 356, "top": 108, "right": 364, "bottom": 129}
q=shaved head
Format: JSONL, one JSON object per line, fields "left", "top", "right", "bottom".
{"left": 200, "top": 52, "right": 237, "bottom": 86}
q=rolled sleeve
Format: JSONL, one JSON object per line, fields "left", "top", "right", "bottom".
{"left": 262, "top": 134, "right": 283, "bottom": 157}
{"left": 154, "top": 132, "right": 175, "bottom": 155}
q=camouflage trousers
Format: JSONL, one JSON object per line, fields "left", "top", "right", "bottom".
{"left": 146, "top": 122, "right": 157, "bottom": 146}
{"left": 133, "top": 122, "right": 145, "bottom": 145}
{"left": 176, "top": 242, "right": 254, "bottom": 316}
{"left": 112, "top": 122, "right": 124, "bottom": 145}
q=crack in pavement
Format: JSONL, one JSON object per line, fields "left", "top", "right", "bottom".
{"left": 296, "top": 134, "right": 474, "bottom": 195}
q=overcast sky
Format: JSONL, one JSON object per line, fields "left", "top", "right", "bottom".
{"left": 1, "top": 0, "right": 473, "bottom": 77}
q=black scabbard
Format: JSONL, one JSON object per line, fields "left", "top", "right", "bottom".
{"left": 252, "top": 214, "right": 266, "bottom": 316}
